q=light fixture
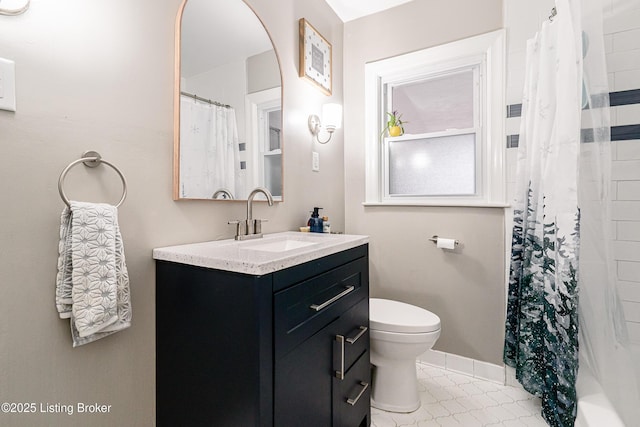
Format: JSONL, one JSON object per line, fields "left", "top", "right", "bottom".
{"left": 308, "top": 103, "right": 342, "bottom": 144}
{"left": 0, "top": 0, "right": 30, "bottom": 16}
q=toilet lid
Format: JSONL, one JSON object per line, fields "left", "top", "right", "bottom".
{"left": 370, "top": 298, "right": 441, "bottom": 333}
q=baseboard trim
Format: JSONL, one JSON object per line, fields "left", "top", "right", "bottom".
{"left": 418, "top": 350, "right": 506, "bottom": 385}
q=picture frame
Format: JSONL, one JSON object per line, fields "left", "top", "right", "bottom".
{"left": 299, "top": 18, "right": 332, "bottom": 95}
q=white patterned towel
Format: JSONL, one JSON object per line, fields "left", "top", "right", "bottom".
{"left": 55, "top": 201, "right": 132, "bottom": 347}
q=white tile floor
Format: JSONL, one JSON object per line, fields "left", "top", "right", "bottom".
{"left": 371, "top": 362, "right": 547, "bottom": 427}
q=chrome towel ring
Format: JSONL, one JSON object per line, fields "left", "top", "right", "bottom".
{"left": 58, "top": 151, "right": 127, "bottom": 208}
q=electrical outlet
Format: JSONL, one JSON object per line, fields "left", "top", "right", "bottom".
{"left": 312, "top": 151, "right": 320, "bottom": 172}
{"left": 0, "top": 58, "right": 16, "bottom": 112}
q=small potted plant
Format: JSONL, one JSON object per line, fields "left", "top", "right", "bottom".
{"left": 381, "top": 110, "right": 406, "bottom": 137}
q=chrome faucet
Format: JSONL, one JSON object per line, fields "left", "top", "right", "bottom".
{"left": 228, "top": 187, "right": 274, "bottom": 240}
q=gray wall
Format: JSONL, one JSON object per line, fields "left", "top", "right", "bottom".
{"left": 247, "top": 49, "right": 280, "bottom": 93}
{"left": 0, "top": 0, "right": 343, "bottom": 425}
{"left": 343, "top": 0, "right": 506, "bottom": 365}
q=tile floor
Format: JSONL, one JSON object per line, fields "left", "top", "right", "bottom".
{"left": 371, "top": 362, "right": 547, "bottom": 427}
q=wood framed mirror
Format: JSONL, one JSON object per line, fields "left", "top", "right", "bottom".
{"left": 174, "top": 0, "right": 283, "bottom": 201}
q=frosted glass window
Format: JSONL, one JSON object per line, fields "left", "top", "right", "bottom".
{"left": 388, "top": 134, "right": 476, "bottom": 196}
{"left": 392, "top": 69, "right": 475, "bottom": 134}
{"left": 365, "top": 30, "right": 505, "bottom": 205}
{"left": 264, "top": 154, "right": 282, "bottom": 197}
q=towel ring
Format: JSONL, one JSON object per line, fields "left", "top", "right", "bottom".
{"left": 58, "top": 151, "right": 127, "bottom": 208}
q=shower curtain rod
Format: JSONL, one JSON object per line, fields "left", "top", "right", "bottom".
{"left": 180, "top": 91, "right": 231, "bottom": 109}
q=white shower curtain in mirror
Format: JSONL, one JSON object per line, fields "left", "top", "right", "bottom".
{"left": 179, "top": 95, "right": 239, "bottom": 199}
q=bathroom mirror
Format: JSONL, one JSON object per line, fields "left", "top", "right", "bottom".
{"left": 174, "top": 0, "right": 283, "bottom": 201}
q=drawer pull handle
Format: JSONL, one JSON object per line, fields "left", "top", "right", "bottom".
{"left": 335, "top": 327, "right": 367, "bottom": 380}
{"left": 346, "top": 382, "right": 369, "bottom": 406}
{"left": 346, "top": 326, "right": 368, "bottom": 344}
{"left": 335, "top": 335, "right": 345, "bottom": 380}
{"left": 310, "top": 285, "right": 355, "bottom": 312}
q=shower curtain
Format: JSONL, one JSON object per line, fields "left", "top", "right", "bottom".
{"left": 503, "top": 1, "right": 583, "bottom": 426}
{"left": 505, "top": 1, "right": 640, "bottom": 426}
{"left": 179, "top": 95, "right": 239, "bottom": 199}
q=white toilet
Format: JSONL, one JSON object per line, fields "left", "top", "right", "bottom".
{"left": 369, "top": 298, "right": 441, "bottom": 413}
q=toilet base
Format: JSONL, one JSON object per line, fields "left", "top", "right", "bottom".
{"left": 371, "top": 397, "right": 420, "bottom": 413}
{"left": 370, "top": 360, "right": 421, "bottom": 413}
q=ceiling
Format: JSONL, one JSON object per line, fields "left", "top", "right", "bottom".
{"left": 324, "top": 0, "right": 415, "bottom": 22}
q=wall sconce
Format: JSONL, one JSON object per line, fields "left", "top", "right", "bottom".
{"left": 308, "top": 103, "right": 342, "bottom": 144}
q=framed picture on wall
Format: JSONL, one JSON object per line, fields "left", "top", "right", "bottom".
{"left": 299, "top": 18, "right": 332, "bottom": 95}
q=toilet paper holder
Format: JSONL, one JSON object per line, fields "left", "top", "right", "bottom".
{"left": 428, "top": 235, "right": 460, "bottom": 246}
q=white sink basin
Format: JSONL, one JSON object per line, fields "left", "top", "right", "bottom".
{"left": 241, "top": 239, "right": 318, "bottom": 253}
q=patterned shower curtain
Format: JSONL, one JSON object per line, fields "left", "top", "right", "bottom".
{"left": 503, "top": 1, "right": 583, "bottom": 426}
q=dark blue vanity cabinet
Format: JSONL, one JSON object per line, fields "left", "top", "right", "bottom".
{"left": 156, "top": 244, "right": 370, "bottom": 427}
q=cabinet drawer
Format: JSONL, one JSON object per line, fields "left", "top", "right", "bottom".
{"left": 333, "top": 298, "right": 369, "bottom": 379}
{"left": 333, "top": 351, "right": 371, "bottom": 427}
{"left": 275, "top": 257, "right": 367, "bottom": 359}
{"left": 273, "top": 245, "right": 368, "bottom": 292}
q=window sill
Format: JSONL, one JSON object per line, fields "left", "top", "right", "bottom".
{"left": 362, "top": 201, "right": 511, "bottom": 208}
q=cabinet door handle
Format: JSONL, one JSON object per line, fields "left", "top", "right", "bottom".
{"left": 335, "top": 334, "right": 345, "bottom": 380}
{"left": 346, "top": 382, "right": 369, "bottom": 406}
{"left": 346, "top": 326, "right": 368, "bottom": 344}
{"left": 309, "top": 285, "right": 355, "bottom": 311}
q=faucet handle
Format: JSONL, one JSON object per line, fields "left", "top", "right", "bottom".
{"left": 228, "top": 220, "right": 246, "bottom": 239}
{"left": 254, "top": 219, "right": 268, "bottom": 235}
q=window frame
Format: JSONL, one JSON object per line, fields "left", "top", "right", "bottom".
{"left": 364, "top": 30, "right": 506, "bottom": 207}
{"left": 246, "top": 87, "right": 283, "bottom": 201}
{"left": 383, "top": 64, "right": 482, "bottom": 200}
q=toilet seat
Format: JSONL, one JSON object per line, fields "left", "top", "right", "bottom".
{"left": 370, "top": 298, "right": 441, "bottom": 334}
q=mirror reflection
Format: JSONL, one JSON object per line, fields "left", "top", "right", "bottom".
{"left": 175, "top": 0, "right": 283, "bottom": 201}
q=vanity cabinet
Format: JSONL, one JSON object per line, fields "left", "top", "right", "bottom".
{"left": 156, "top": 244, "right": 370, "bottom": 427}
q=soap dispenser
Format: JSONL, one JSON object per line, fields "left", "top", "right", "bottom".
{"left": 308, "top": 207, "right": 324, "bottom": 233}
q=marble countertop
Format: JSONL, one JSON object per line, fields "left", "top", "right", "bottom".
{"left": 152, "top": 231, "right": 369, "bottom": 275}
